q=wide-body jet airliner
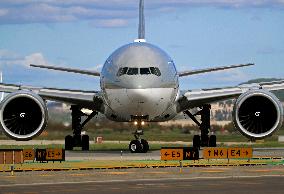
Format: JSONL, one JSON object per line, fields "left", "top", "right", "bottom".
{"left": 0, "top": 0, "right": 284, "bottom": 153}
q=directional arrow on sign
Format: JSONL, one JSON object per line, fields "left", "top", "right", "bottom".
{"left": 164, "top": 152, "right": 169, "bottom": 156}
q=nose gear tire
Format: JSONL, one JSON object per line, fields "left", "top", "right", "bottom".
{"left": 129, "top": 140, "right": 142, "bottom": 153}
{"left": 141, "top": 139, "right": 149, "bottom": 153}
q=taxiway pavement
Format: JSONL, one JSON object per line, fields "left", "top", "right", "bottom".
{"left": 1, "top": 146, "right": 284, "bottom": 193}
{"left": 1, "top": 168, "right": 284, "bottom": 194}
{"left": 64, "top": 147, "right": 284, "bottom": 161}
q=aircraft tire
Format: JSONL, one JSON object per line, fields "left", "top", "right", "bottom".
{"left": 82, "top": 135, "right": 90, "bottom": 151}
{"left": 65, "top": 135, "right": 74, "bottom": 151}
{"left": 193, "top": 135, "right": 201, "bottom": 150}
{"left": 129, "top": 140, "right": 142, "bottom": 153}
{"left": 201, "top": 135, "right": 209, "bottom": 147}
{"left": 209, "top": 135, "right": 217, "bottom": 147}
{"left": 141, "top": 139, "right": 149, "bottom": 153}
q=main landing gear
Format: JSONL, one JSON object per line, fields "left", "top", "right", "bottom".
{"left": 184, "top": 104, "right": 217, "bottom": 149}
{"left": 65, "top": 105, "right": 98, "bottom": 151}
{"left": 129, "top": 121, "right": 149, "bottom": 153}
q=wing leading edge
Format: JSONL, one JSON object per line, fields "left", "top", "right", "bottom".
{"left": 0, "top": 83, "right": 104, "bottom": 111}
{"left": 30, "top": 64, "right": 101, "bottom": 77}
{"left": 177, "top": 80, "right": 284, "bottom": 112}
{"left": 178, "top": 63, "right": 254, "bottom": 77}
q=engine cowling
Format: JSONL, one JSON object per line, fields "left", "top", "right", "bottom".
{"left": 233, "top": 90, "right": 283, "bottom": 140}
{"left": 0, "top": 91, "right": 48, "bottom": 141}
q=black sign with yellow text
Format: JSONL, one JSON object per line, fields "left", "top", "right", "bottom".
{"left": 36, "top": 149, "right": 65, "bottom": 162}
{"left": 161, "top": 147, "right": 199, "bottom": 160}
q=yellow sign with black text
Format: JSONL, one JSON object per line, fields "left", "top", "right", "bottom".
{"left": 161, "top": 149, "right": 183, "bottom": 160}
{"left": 23, "top": 149, "right": 35, "bottom": 161}
{"left": 203, "top": 147, "right": 253, "bottom": 159}
{"left": 228, "top": 148, "right": 253, "bottom": 159}
{"left": 161, "top": 147, "right": 199, "bottom": 160}
{"left": 203, "top": 148, "right": 228, "bottom": 159}
{"left": 46, "top": 149, "right": 64, "bottom": 160}
{"left": 36, "top": 148, "right": 65, "bottom": 161}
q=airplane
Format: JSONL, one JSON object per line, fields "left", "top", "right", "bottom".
{"left": 0, "top": 0, "right": 284, "bottom": 153}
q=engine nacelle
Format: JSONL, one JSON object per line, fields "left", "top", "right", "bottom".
{"left": 233, "top": 90, "right": 283, "bottom": 140}
{"left": 0, "top": 91, "right": 48, "bottom": 141}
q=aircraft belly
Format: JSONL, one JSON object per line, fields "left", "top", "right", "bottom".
{"left": 105, "top": 88, "right": 175, "bottom": 120}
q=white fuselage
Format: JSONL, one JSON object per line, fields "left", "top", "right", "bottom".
{"left": 100, "top": 42, "right": 179, "bottom": 122}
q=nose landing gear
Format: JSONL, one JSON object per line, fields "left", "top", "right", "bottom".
{"left": 129, "top": 121, "right": 149, "bottom": 153}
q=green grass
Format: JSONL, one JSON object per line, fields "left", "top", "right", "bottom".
{"left": 0, "top": 131, "right": 250, "bottom": 142}
{"left": 1, "top": 140, "right": 284, "bottom": 151}
{"left": 1, "top": 126, "right": 284, "bottom": 151}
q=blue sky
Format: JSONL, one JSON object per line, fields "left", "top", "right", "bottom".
{"left": 0, "top": 0, "right": 284, "bottom": 90}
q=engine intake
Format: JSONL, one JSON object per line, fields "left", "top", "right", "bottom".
{"left": 0, "top": 91, "right": 48, "bottom": 141}
{"left": 233, "top": 90, "right": 283, "bottom": 139}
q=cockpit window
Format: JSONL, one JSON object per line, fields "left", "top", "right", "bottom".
{"left": 117, "top": 67, "right": 161, "bottom": 76}
{"left": 150, "top": 67, "right": 161, "bottom": 76}
{"left": 127, "top": 68, "right": 139, "bottom": 75}
{"left": 117, "top": 67, "right": 128, "bottom": 76}
{"left": 140, "top": 68, "right": 151, "bottom": 75}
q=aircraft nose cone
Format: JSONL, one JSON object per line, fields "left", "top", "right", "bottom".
{"left": 120, "top": 76, "right": 158, "bottom": 89}
{"left": 127, "top": 90, "right": 147, "bottom": 103}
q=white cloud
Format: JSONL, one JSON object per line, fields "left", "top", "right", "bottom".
{"left": 92, "top": 19, "right": 129, "bottom": 28}
{"left": 0, "top": 1, "right": 283, "bottom": 26}
{"left": 209, "top": 69, "right": 249, "bottom": 82}
{"left": 0, "top": 50, "right": 51, "bottom": 67}
{"left": 182, "top": 68, "right": 251, "bottom": 89}
{"left": 24, "top": 53, "right": 50, "bottom": 66}
{"left": 0, "top": 9, "right": 9, "bottom": 16}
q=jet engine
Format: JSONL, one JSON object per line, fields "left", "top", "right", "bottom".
{"left": 233, "top": 90, "right": 283, "bottom": 140}
{"left": 0, "top": 91, "right": 48, "bottom": 141}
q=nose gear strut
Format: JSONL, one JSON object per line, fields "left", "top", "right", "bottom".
{"left": 129, "top": 120, "right": 149, "bottom": 153}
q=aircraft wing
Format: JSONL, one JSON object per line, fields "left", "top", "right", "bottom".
{"left": 30, "top": 64, "right": 101, "bottom": 77}
{"left": 0, "top": 83, "right": 104, "bottom": 111}
{"left": 177, "top": 80, "right": 284, "bottom": 112}
{"left": 178, "top": 63, "right": 254, "bottom": 77}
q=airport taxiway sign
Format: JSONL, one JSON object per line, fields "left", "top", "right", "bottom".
{"left": 161, "top": 147, "right": 199, "bottom": 160}
{"left": 36, "top": 148, "right": 65, "bottom": 161}
{"left": 203, "top": 148, "right": 228, "bottom": 159}
{"left": 203, "top": 147, "right": 253, "bottom": 159}
{"left": 46, "top": 149, "right": 64, "bottom": 161}
{"left": 161, "top": 149, "right": 183, "bottom": 160}
{"left": 23, "top": 149, "right": 35, "bottom": 161}
{"left": 228, "top": 148, "right": 253, "bottom": 159}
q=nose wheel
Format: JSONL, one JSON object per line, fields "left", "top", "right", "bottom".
{"left": 129, "top": 139, "right": 149, "bottom": 153}
{"left": 129, "top": 121, "right": 149, "bottom": 153}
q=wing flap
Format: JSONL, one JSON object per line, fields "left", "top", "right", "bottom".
{"left": 259, "top": 80, "right": 284, "bottom": 91}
